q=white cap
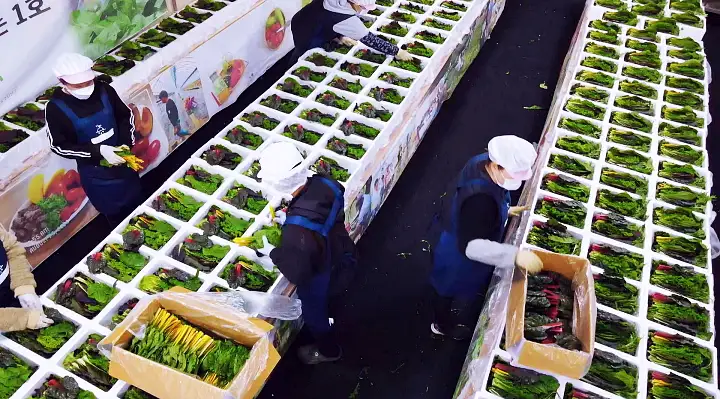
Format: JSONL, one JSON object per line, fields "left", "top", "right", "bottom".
{"left": 487, "top": 135, "right": 537, "bottom": 180}
{"left": 53, "top": 53, "right": 95, "bottom": 84}
{"left": 258, "top": 142, "right": 310, "bottom": 193}
{"left": 351, "top": 0, "right": 377, "bottom": 8}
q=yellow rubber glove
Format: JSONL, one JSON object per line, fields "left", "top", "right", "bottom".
{"left": 515, "top": 250, "right": 543, "bottom": 274}
{"left": 509, "top": 205, "right": 530, "bottom": 217}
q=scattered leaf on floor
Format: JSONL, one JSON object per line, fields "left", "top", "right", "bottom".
{"left": 539, "top": 82, "right": 548, "bottom": 89}
{"left": 523, "top": 105, "right": 545, "bottom": 110}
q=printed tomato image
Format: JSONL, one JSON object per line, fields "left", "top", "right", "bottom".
{"left": 265, "top": 8, "right": 286, "bottom": 50}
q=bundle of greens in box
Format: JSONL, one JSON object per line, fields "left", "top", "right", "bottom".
{"left": 380, "top": 21, "right": 409, "bottom": 36}
{"left": 221, "top": 257, "right": 279, "bottom": 291}
{"left": 124, "top": 215, "right": 176, "bottom": 251}
{"left": 123, "top": 386, "right": 157, "bottom": 399}
{"left": 659, "top": 140, "right": 704, "bottom": 166}
{"left": 260, "top": 94, "right": 299, "bottom": 114}
{"left": 312, "top": 156, "right": 351, "bottom": 182}
{"left": 664, "top": 90, "right": 704, "bottom": 110}
{"left": 177, "top": 166, "right": 223, "bottom": 195}
{"left": 649, "top": 371, "right": 711, "bottom": 399}
{"left": 355, "top": 49, "right": 387, "bottom": 63}
{"left": 172, "top": 233, "right": 231, "bottom": 272}
{"left": 433, "top": 9, "right": 461, "bottom": 21}
{"left": 581, "top": 56, "right": 617, "bottom": 73}
{"left": 650, "top": 260, "right": 709, "bottom": 303}
{"left": 370, "top": 87, "right": 404, "bottom": 104}
{"left": 534, "top": 196, "right": 586, "bottom": 228}
{"left": 596, "top": 189, "right": 647, "bottom": 220}
{"left": 526, "top": 219, "right": 581, "bottom": 255}
{"left": 224, "top": 126, "right": 263, "bottom": 149}
{"left": 2, "top": 103, "right": 45, "bottom": 131}
{"left": 110, "top": 299, "right": 138, "bottom": 329}
{"left": 659, "top": 161, "right": 706, "bottom": 188}
{"left": 571, "top": 83, "right": 609, "bottom": 103}
{"left": 593, "top": 274, "right": 638, "bottom": 314}
{"left": 139, "top": 268, "right": 202, "bottom": 294}
{"left": 157, "top": 18, "right": 194, "bottom": 34}
{"left": 300, "top": 108, "right": 337, "bottom": 126}
{"left": 223, "top": 184, "right": 268, "bottom": 215}
{"left": 177, "top": 6, "right": 211, "bottom": 23}
{"left": 592, "top": 213, "right": 644, "bottom": 247}
{"left": 292, "top": 67, "right": 326, "bottom": 83}
{"left": 585, "top": 41, "right": 619, "bottom": 57}
{"left": 414, "top": 30, "right": 445, "bottom": 44}
{"left": 653, "top": 206, "right": 705, "bottom": 239}
{"left": 614, "top": 95, "right": 654, "bottom": 115}
{"left": 564, "top": 98, "right": 604, "bottom": 120}
{"left": 329, "top": 77, "right": 363, "bottom": 93}
{"left": 619, "top": 80, "right": 657, "bottom": 100}
{"left": 198, "top": 206, "right": 252, "bottom": 240}
{"left": 316, "top": 91, "right": 352, "bottom": 109}
{"left": 595, "top": 310, "right": 639, "bottom": 355}
{"left": 400, "top": 2, "right": 425, "bottom": 13}
{"left": 5, "top": 308, "right": 76, "bottom": 358}
{"left": 0, "top": 347, "right": 35, "bottom": 397}
{"left": 588, "top": 243, "right": 643, "bottom": 280}
{"left": 130, "top": 309, "right": 251, "bottom": 389}
{"left": 523, "top": 272, "right": 581, "bottom": 349}
{"left": 277, "top": 78, "right": 314, "bottom": 97}
{"left": 241, "top": 111, "right": 280, "bottom": 131}
{"left": 327, "top": 138, "right": 366, "bottom": 160}
{"left": 137, "top": 29, "right": 176, "bottom": 48}
{"left": 541, "top": 173, "right": 590, "bottom": 202}
{"left": 659, "top": 123, "right": 702, "bottom": 147}
{"left": 564, "top": 385, "right": 606, "bottom": 399}
{"left": 55, "top": 273, "right": 118, "bottom": 319}
{"left": 390, "top": 57, "right": 423, "bottom": 73}
{"left": 581, "top": 349, "right": 638, "bottom": 399}
{"left": 116, "top": 41, "right": 156, "bottom": 61}
{"left": 243, "top": 161, "right": 262, "bottom": 181}
{"left": 576, "top": 70, "right": 615, "bottom": 88}
{"left": 653, "top": 232, "right": 707, "bottom": 267}
{"left": 234, "top": 224, "right": 283, "bottom": 249}
{"left": 201, "top": 144, "right": 243, "bottom": 170}
{"left": 63, "top": 334, "right": 116, "bottom": 390}
{"left": 86, "top": 243, "right": 148, "bottom": 283}
{"left": 152, "top": 189, "right": 203, "bottom": 221}
{"left": 486, "top": 359, "right": 560, "bottom": 399}
{"left": 611, "top": 111, "right": 653, "bottom": 133}
{"left": 606, "top": 146, "right": 653, "bottom": 174}
{"left": 0, "top": 123, "right": 29, "bottom": 153}
{"left": 663, "top": 106, "right": 704, "bottom": 127}
{"left": 648, "top": 331, "right": 712, "bottom": 382}
{"left": 600, "top": 168, "right": 648, "bottom": 196}
{"left": 549, "top": 154, "right": 594, "bottom": 179}
{"left": 283, "top": 124, "right": 322, "bottom": 145}
{"left": 31, "top": 375, "right": 96, "bottom": 399}
{"left": 355, "top": 102, "right": 393, "bottom": 122}
{"left": 648, "top": 293, "right": 711, "bottom": 340}
{"left": 608, "top": 128, "right": 651, "bottom": 152}
{"left": 341, "top": 61, "right": 377, "bottom": 78}
{"left": 341, "top": 119, "right": 381, "bottom": 139}
{"left": 603, "top": 7, "right": 638, "bottom": 26}
{"left": 655, "top": 182, "right": 712, "bottom": 212}
{"left": 666, "top": 76, "right": 704, "bottom": 95}
{"left": 558, "top": 117, "right": 601, "bottom": 138}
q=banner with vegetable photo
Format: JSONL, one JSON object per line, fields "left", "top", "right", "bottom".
{"left": 0, "top": 154, "right": 97, "bottom": 266}
{"left": 126, "top": 85, "right": 171, "bottom": 173}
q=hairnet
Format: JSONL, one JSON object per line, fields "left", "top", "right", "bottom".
{"left": 487, "top": 135, "right": 537, "bottom": 180}
{"left": 258, "top": 142, "right": 311, "bottom": 193}
{"left": 53, "top": 53, "right": 95, "bottom": 84}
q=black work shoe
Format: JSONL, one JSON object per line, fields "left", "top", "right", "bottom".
{"left": 430, "top": 323, "right": 472, "bottom": 341}
{"left": 297, "top": 344, "right": 342, "bottom": 365}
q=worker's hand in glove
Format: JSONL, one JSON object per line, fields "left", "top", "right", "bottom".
{"left": 27, "top": 311, "right": 54, "bottom": 330}
{"left": 274, "top": 210, "right": 287, "bottom": 225}
{"left": 515, "top": 250, "right": 543, "bottom": 274}
{"left": 18, "top": 293, "right": 43, "bottom": 310}
{"left": 508, "top": 205, "right": 530, "bottom": 217}
{"left": 100, "top": 145, "right": 126, "bottom": 165}
{"left": 256, "top": 236, "right": 276, "bottom": 257}
{"left": 395, "top": 50, "right": 414, "bottom": 61}
{"left": 339, "top": 37, "right": 358, "bottom": 47}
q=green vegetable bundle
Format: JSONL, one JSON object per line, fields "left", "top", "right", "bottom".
{"left": 524, "top": 272, "right": 579, "bottom": 348}
{"left": 666, "top": 76, "right": 704, "bottom": 94}
{"left": 137, "top": 29, "right": 176, "bottom": 48}
{"left": 534, "top": 196, "right": 587, "bottom": 228}
{"left": 157, "top": 18, "right": 194, "bottom": 35}
{"left": 654, "top": 206, "right": 705, "bottom": 239}
{"left": 653, "top": 232, "right": 708, "bottom": 267}
{"left": 177, "top": 166, "right": 223, "bottom": 195}
{"left": 153, "top": 189, "right": 203, "bottom": 221}
{"left": 414, "top": 30, "right": 445, "bottom": 44}
{"left": 423, "top": 18, "right": 452, "bottom": 31}
{"left": 54, "top": 273, "right": 118, "bottom": 318}
{"left": 656, "top": 182, "right": 712, "bottom": 212}
{"left": 116, "top": 41, "right": 155, "bottom": 61}
{"left": 30, "top": 375, "right": 96, "bottom": 399}
{"left": 576, "top": 70, "right": 615, "bottom": 87}
{"left": 221, "top": 257, "right": 278, "bottom": 291}
{"left": 139, "top": 268, "right": 202, "bottom": 294}
{"left": 329, "top": 77, "right": 363, "bottom": 93}
{"left": 556, "top": 135, "right": 600, "bottom": 158}
{"left": 283, "top": 124, "right": 322, "bottom": 145}
{"left": 614, "top": 95, "right": 654, "bottom": 114}
{"left": 588, "top": 243, "right": 644, "bottom": 280}
{"left": 327, "top": 138, "right": 367, "bottom": 160}
{"left": 340, "top": 119, "right": 381, "bottom": 139}
{"left": 659, "top": 140, "right": 704, "bottom": 166}
{"left": 0, "top": 347, "right": 35, "bottom": 398}
{"left": 404, "top": 41, "right": 434, "bottom": 57}
{"left": 664, "top": 90, "right": 704, "bottom": 110}
{"left": 591, "top": 213, "right": 644, "bottom": 247}
{"left": 659, "top": 161, "right": 705, "bottom": 188}
{"left": 110, "top": 299, "right": 138, "bottom": 329}
{"left": 584, "top": 42, "right": 619, "bottom": 59}
{"left": 571, "top": 84, "right": 609, "bottom": 103}
{"left": 487, "top": 359, "right": 559, "bottom": 399}
{"left": 608, "top": 128, "right": 651, "bottom": 152}
{"left": 582, "top": 349, "right": 638, "bottom": 399}
{"left": 649, "top": 371, "right": 711, "bottom": 399}
{"left": 177, "top": 6, "right": 211, "bottom": 23}
{"left": 527, "top": 219, "right": 581, "bottom": 255}
{"left": 400, "top": 2, "right": 426, "bottom": 13}
{"left": 603, "top": 8, "right": 638, "bottom": 25}
{"left": 662, "top": 106, "right": 704, "bottom": 127}
{"left": 558, "top": 117, "right": 601, "bottom": 138}
{"left": 590, "top": 20, "right": 620, "bottom": 33}
{"left": 659, "top": 123, "right": 701, "bottom": 146}
{"left": 668, "top": 49, "right": 704, "bottom": 61}
{"left": 594, "top": 274, "right": 639, "bottom": 314}
{"left": 380, "top": 72, "right": 414, "bottom": 88}
{"left": 433, "top": 9, "right": 460, "bottom": 21}
{"left": 541, "top": 173, "right": 590, "bottom": 201}
{"left": 341, "top": 61, "right": 377, "bottom": 78}
{"left": 619, "top": 80, "right": 657, "bottom": 99}
{"left": 611, "top": 111, "right": 652, "bottom": 133}
{"left": 222, "top": 184, "right": 268, "bottom": 214}
{"left": 670, "top": 0, "right": 705, "bottom": 14}
{"left": 5, "top": 308, "right": 76, "bottom": 358}
{"left": 242, "top": 111, "right": 281, "bottom": 131}
{"left": 601, "top": 168, "right": 648, "bottom": 196}
{"left": 651, "top": 260, "right": 710, "bottom": 303}
{"left": 549, "top": 154, "right": 594, "bottom": 178}
{"left": 645, "top": 18, "right": 679, "bottom": 35}
{"left": 625, "top": 50, "right": 661, "bottom": 69}
{"left": 581, "top": 56, "right": 617, "bottom": 73}
{"left": 316, "top": 90, "right": 352, "bottom": 109}
{"left": 668, "top": 60, "right": 704, "bottom": 79}
{"left": 225, "top": 126, "right": 263, "bottom": 149}
{"left": 595, "top": 310, "right": 639, "bottom": 355}
{"left": 627, "top": 30, "right": 658, "bottom": 43}
{"left": 606, "top": 147, "right": 653, "bottom": 174}
{"left": 632, "top": 2, "right": 663, "bottom": 16}
{"left": 260, "top": 94, "right": 299, "bottom": 113}
{"left": 173, "top": 233, "right": 231, "bottom": 272}
{"left": 370, "top": 87, "right": 405, "bottom": 104}
{"left": 355, "top": 49, "right": 387, "bottom": 64}
{"left": 648, "top": 293, "right": 711, "bottom": 340}
{"left": 313, "top": 156, "right": 350, "bottom": 182}
{"left": 277, "top": 78, "right": 314, "bottom": 97}
{"left": 596, "top": 0, "right": 623, "bottom": 8}
{"left": 300, "top": 108, "right": 337, "bottom": 126}
{"left": 63, "top": 334, "right": 116, "bottom": 390}
{"left": 380, "top": 21, "right": 410, "bottom": 36}
{"left": 124, "top": 213, "right": 178, "bottom": 250}
{"left": 86, "top": 243, "right": 148, "bottom": 283}
{"left": 565, "top": 98, "right": 605, "bottom": 120}
{"left": 389, "top": 10, "right": 416, "bottom": 23}
{"left": 354, "top": 102, "right": 393, "bottom": 122}
{"left": 305, "top": 52, "right": 337, "bottom": 67}
{"left": 596, "top": 189, "right": 647, "bottom": 220}
{"left": 622, "top": 65, "right": 662, "bottom": 83}
{"left": 648, "top": 331, "right": 712, "bottom": 381}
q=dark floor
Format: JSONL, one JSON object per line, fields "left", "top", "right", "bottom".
{"left": 30, "top": 1, "right": 720, "bottom": 398}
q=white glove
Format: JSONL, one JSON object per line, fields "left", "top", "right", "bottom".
{"left": 339, "top": 37, "right": 358, "bottom": 46}
{"left": 256, "top": 236, "right": 276, "bottom": 257}
{"left": 466, "top": 239, "right": 518, "bottom": 269}
{"left": 27, "top": 312, "right": 54, "bottom": 330}
{"left": 100, "top": 145, "right": 126, "bottom": 165}
{"left": 395, "top": 50, "right": 414, "bottom": 61}
{"left": 515, "top": 250, "right": 543, "bottom": 274}
{"left": 18, "top": 293, "right": 43, "bottom": 310}
{"left": 274, "top": 210, "right": 287, "bottom": 225}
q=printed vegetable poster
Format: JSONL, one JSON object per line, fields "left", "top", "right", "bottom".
{"left": 125, "top": 85, "right": 170, "bottom": 174}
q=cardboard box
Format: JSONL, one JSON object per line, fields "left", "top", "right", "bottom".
{"left": 99, "top": 292, "right": 280, "bottom": 399}
{"left": 505, "top": 250, "right": 596, "bottom": 380}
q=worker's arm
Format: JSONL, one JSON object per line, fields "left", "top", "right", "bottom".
{"left": 0, "top": 308, "right": 41, "bottom": 333}
{"left": 1, "top": 227, "right": 37, "bottom": 295}
{"left": 104, "top": 83, "right": 135, "bottom": 147}
{"left": 269, "top": 225, "right": 322, "bottom": 286}
{"left": 457, "top": 193, "right": 500, "bottom": 251}
{"left": 45, "top": 102, "right": 103, "bottom": 161}
{"left": 333, "top": 17, "right": 399, "bottom": 55}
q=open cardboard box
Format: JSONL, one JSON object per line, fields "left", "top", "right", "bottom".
{"left": 505, "top": 249, "right": 596, "bottom": 380}
{"left": 99, "top": 289, "right": 280, "bottom": 399}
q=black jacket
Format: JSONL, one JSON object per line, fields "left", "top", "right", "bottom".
{"left": 165, "top": 98, "right": 180, "bottom": 127}
{"left": 269, "top": 175, "right": 355, "bottom": 286}
{"left": 46, "top": 79, "right": 134, "bottom": 165}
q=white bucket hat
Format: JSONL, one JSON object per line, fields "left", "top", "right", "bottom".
{"left": 258, "top": 142, "right": 311, "bottom": 193}
{"left": 488, "top": 135, "right": 537, "bottom": 180}
{"left": 53, "top": 53, "right": 96, "bottom": 84}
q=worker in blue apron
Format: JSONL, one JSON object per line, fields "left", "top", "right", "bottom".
{"left": 255, "top": 142, "right": 358, "bottom": 365}
{"left": 287, "top": 0, "right": 414, "bottom": 66}
{"left": 46, "top": 53, "right": 141, "bottom": 226}
{"left": 430, "top": 135, "right": 543, "bottom": 340}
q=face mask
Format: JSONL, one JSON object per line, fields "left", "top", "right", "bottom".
{"left": 498, "top": 178, "right": 522, "bottom": 191}
{"left": 67, "top": 84, "right": 95, "bottom": 100}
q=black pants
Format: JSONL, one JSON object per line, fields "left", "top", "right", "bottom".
{"left": 431, "top": 291, "right": 486, "bottom": 329}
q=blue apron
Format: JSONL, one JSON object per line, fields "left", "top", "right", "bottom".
{"left": 430, "top": 153, "right": 510, "bottom": 299}
{"left": 285, "top": 176, "right": 344, "bottom": 336}
{"left": 53, "top": 87, "right": 141, "bottom": 216}
{"left": 289, "top": 0, "right": 351, "bottom": 65}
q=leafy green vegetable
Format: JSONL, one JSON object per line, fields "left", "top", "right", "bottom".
{"left": 666, "top": 77, "right": 705, "bottom": 94}
{"left": 340, "top": 119, "right": 381, "bottom": 139}
{"left": 653, "top": 232, "right": 707, "bottom": 267}
{"left": 595, "top": 310, "right": 640, "bottom": 355}
{"left": 651, "top": 260, "right": 709, "bottom": 303}
{"left": 0, "top": 124, "right": 29, "bottom": 153}
{"left": 157, "top": 18, "right": 194, "bottom": 34}
{"left": 576, "top": 70, "right": 615, "bottom": 87}
{"left": 116, "top": 41, "right": 155, "bottom": 61}
{"left": 300, "top": 108, "right": 337, "bottom": 126}
{"left": 222, "top": 184, "right": 268, "bottom": 214}
{"left": 87, "top": 244, "right": 148, "bottom": 283}
{"left": 316, "top": 90, "right": 352, "bottom": 109}
{"left": 487, "top": 359, "right": 560, "bottom": 399}
{"left": 659, "top": 123, "right": 701, "bottom": 146}
{"left": 195, "top": 0, "right": 226, "bottom": 11}
{"left": 176, "top": 6, "right": 211, "bottom": 23}
{"left": 277, "top": 78, "right": 314, "bottom": 97}
{"left": 601, "top": 168, "right": 648, "bottom": 196}
{"left": 433, "top": 9, "right": 460, "bottom": 21}
{"left": 247, "top": 224, "right": 283, "bottom": 249}
{"left": 649, "top": 371, "right": 712, "bottom": 399}
{"left": 668, "top": 49, "right": 704, "bottom": 61}
{"left": 565, "top": 98, "right": 605, "bottom": 120}
{"left": 596, "top": 0, "right": 624, "bottom": 8}
{"left": 404, "top": 41, "right": 434, "bottom": 57}
{"left": 668, "top": 60, "right": 704, "bottom": 79}
{"left": 5, "top": 309, "right": 76, "bottom": 358}
{"left": 224, "top": 126, "right": 263, "bottom": 149}
{"left": 201, "top": 144, "right": 242, "bottom": 170}
{"left": 123, "top": 386, "right": 157, "bottom": 399}
{"left": 30, "top": 375, "right": 97, "bottom": 399}
{"left": 549, "top": 154, "right": 594, "bottom": 178}
{"left": 283, "top": 123, "right": 322, "bottom": 145}
{"left": 541, "top": 173, "right": 590, "bottom": 201}
{"left": 659, "top": 140, "right": 704, "bottom": 166}
{"left": 556, "top": 135, "right": 600, "bottom": 158}
{"left": 670, "top": 0, "right": 704, "bottom": 14}
{"left": 139, "top": 268, "right": 202, "bottom": 294}
{"left": 109, "top": 299, "right": 138, "bottom": 329}
{"left": 603, "top": 8, "right": 638, "bottom": 25}
{"left": 627, "top": 29, "right": 658, "bottom": 43}
{"left": 610, "top": 111, "right": 652, "bottom": 133}
{"left": 632, "top": 2, "right": 663, "bottom": 16}
{"left": 606, "top": 146, "right": 652, "bottom": 174}
{"left": 592, "top": 213, "right": 644, "bottom": 247}
{"left": 173, "top": 233, "right": 231, "bottom": 272}
{"left": 526, "top": 220, "right": 581, "bottom": 255}
{"left": 584, "top": 42, "right": 619, "bottom": 59}
{"left": 92, "top": 55, "right": 135, "bottom": 77}
{"left": 655, "top": 182, "right": 711, "bottom": 212}
{"left": 594, "top": 274, "right": 639, "bottom": 314}
{"left": 663, "top": 106, "right": 704, "bottom": 127}
{"left": 622, "top": 65, "right": 662, "bottom": 83}
{"left": 614, "top": 95, "right": 654, "bottom": 114}
{"left": 441, "top": 0, "right": 466, "bottom": 11}
{"left": 380, "top": 21, "right": 410, "bottom": 36}
{"left": 645, "top": 18, "right": 679, "bottom": 34}
{"left": 199, "top": 206, "right": 253, "bottom": 240}
{"left": 648, "top": 293, "right": 711, "bottom": 340}
{"left": 672, "top": 12, "right": 703, "bottom": 27}
{"left": 570, "top": 84, "right": 609, "bottom": 103}
{"left": 596, "top": 189, "right": 647, "bottom": 220}
{"left": 400, "top": 2, "right": 426, "bottom": 13}
{"left": 0, "top": 347, "right": 35, "bottom": 398}
{"left": 177, "top": 166, "right": 223, "bottom": 195}
{"left": 659, "top": 161, "right": 706, "bottom": 188}
{"left": 354, "top": 102, "right": 392, "bottom": 122}
{"left": 414, "top": 30, "right": 445, "bottom": 44}
{"left": 590, "top": 20, "right": 621, "bottom": 33}
{"left": 313, "top": 156, "right": 350, "bottom": 182}
{"left": 625, "top": 50, "right": 662, "bottom": 69}
{"left": 534, "top": 197, "right": 587, "bottom": 228}
{"left": 423, "top": 18, "right": 453, "bottom": 30}
{"left": 260, "top": 94, "right": 299, "bottom": 113}
{"left": 389, "top": 10, "right": 417, "bottom": 23}
{"left": 581, "top": 56, "right": 617, "bottom": 73}
{"left": 341, "top": 61, "right": 377, "bottom": 78}
{"left": 63, "top": 334, "right": 116, "bottom": 390}
{"left": 241, "top": 111, "right": 280, "bottom": 131}
{"left": 664, "top": 90, "right": 703, "bottom": 110}
{"left": 54, "top": 273, "right": 118, "bottom": 318}
{"left": 668, "top": 37, "right": 702, "bottom": 52}
{"left": 152, "top": 189, "right": 203, "bottom": 221}
{"left": 221, "top": 257, "right": 278, "bottom": 291}
{"left": 292, "top": 66, "right": 326, "bottom": 83}
{"left": 608, "top": 128, "right": 651, "bottom": 152}
{"left": 329, "top": 77, "right": 363, "bottom": 93}
{"left": 558, "top": 117, "right": 601, "bottom": 138}
{"left": 619, "top": 80, "right": 657, "bottom": 99}
{"left": 379, "top": 72, "right": 414, "bottom": 88}
{"left": 587, "top": 30, "right": 619, "bottom": 44}
{"left": 327, "top": 138, "right": 367, "bottom": 160}
{"left": 589, "top": 243, "right": 643, "bottom": 280}
{"left": 582, "top": 349, "right": 638, "bottom": 399}
{"left": 136, "top": 29, "right": 176, "bottom": 48}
